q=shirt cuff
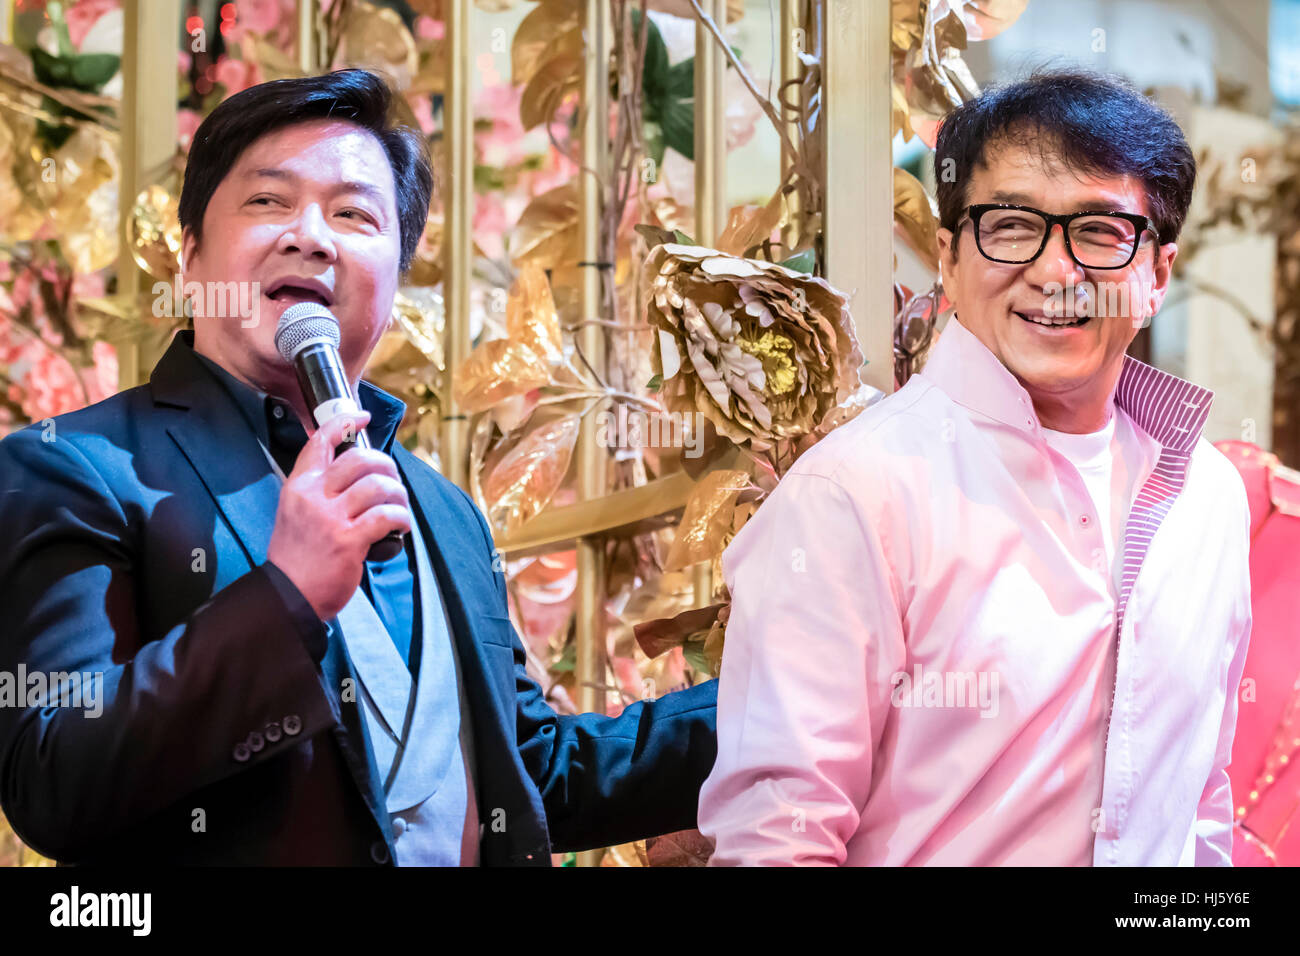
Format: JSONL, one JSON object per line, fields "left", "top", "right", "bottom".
{"left": 260, "top": 561, "right": 329, "bottom": 663}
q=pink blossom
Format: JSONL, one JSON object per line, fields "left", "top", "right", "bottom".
{"left": 177, "top": 108, "right": 203, "bottom": 152}
{"left": 415, "top": 16, "right": 444, "bottom": 41}
{"left": 64, "top": 0, "right": 119, "bottom": 50}
{"left": 234, "top": 0, "right": 282, "bottom": 35}
{"left": 215, "top": 56, "right": 263, "bottom": 99}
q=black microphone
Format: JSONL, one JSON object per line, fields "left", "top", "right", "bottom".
{"left": 274, "top": 302, "right": 406, "bottom": 562}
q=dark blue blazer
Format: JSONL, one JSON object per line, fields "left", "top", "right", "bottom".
{"left": 0, "top": 331, "right": 717, "bottom": 865}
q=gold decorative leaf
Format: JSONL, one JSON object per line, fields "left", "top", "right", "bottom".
{"left": 712, "top": 189, "right": 784, "bottom": 258}
{"left": 483, "top": 413, "right": 581, "bottom": 535}
{"left": 509, "top": 182, "right": 580, "bottom": 269}
{"left": 130, "top": 185, "right": 182, "bottom": 283}
{"left": 518, "top": 40, "right": 582, "bottom": 131}
{"left": 893, "top": 166, "right": 940, "bottom": 271}
{"left": 506, "top": 263, "right": 563, "bottom": 366}
{"left": 453, "top": 338, "right": 551, "bottom": 412}
{"left": 512, "top": 0, "right": 580, "bottom": 88}
{"left": 663, "top": 468, "right": 751, "bottom": 572}
{"left": 339, "top": 0, "right": 418, "bottom": 90}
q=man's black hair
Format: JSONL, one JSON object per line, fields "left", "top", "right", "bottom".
{"left": 178, "top": 69, "right": 433, "bottom": 273}
{"left": 934, "top": 69, "right": 1196, "bottom": 249}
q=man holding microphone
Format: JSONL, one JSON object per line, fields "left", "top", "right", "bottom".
{"left": 0, "top": 70, "right": 716, "bottom": 866}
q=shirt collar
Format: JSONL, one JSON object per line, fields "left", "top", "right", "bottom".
{"left": 188, "top": 338, "right": 407, "bottom": 456}
{"left": 917, "top": 314, "right": 1214, "bottom": 452}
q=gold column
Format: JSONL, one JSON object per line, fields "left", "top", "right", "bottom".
{"left": 442, "top": 0, "right": 472, "bottom": 488}
{"left": 822, "top": 0, "right": 892, "bottom": 395}
{"left": 296, "top": 0, "right": 317, "bottom": 74}
{"left": 690, "top": 0, "right": 726, "bottom": 608}
{"left": 779, "top": 0, "right": 804, "bottom": 252}
{"left": 574, "top": 0, "right": 610, "bottom": 869}
{"left": 116, "top": 0, "right": 179, "bottom": 388}
{"left": 694, "top": 0, "right": 725, "bottom": 243}
{"left": 1, "top": 0, "right": 13, "bottom": 45}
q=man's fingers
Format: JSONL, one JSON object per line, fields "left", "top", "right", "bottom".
{"left": 297, "top": 410, "right": 371, "bottom": 473}
{"left": 339, "top": 474, "right": 409, "bottom": 520}
{"left": 323, "top": 447, "right": 399, "bottom": 496}
{"left": 352, "top": 504, "right": 412, "bottom": 544}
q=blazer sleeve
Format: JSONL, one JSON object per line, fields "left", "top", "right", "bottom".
{"left": 0, "top": 426, "right": 337, "bottom": 862}
{"left": 461, "top": 488, "right": 718, "bottom": 852}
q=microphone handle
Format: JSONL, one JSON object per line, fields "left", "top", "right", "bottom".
{"left": 294, "top": 344, "right": 406, "bottom": 563}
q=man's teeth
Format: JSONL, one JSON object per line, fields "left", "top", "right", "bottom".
{"left": 1018, "top": 312, "right": 1088, "bottom": 327}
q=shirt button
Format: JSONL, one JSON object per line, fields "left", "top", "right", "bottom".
{"left": 1079, "top": 514, "right": 1091, "bottom": 526}
{"left": 272, "top": 405, "right": 285, "bottom": 419}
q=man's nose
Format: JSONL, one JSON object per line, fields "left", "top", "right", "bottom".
{"left": 276, "top": 204, "right": 337, "bottom": 262}
{"left": 1024, "top": 222, "right": 1084, "bottom": 288}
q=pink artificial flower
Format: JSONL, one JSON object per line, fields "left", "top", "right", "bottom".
{"left": 215, "top": 56, "right": 263, "bottom": 99}
{"left": 234, "top": 0, "right": 282, "bottom": 35}
{"left": 177, "top": 108, "right": 203, "bottom": 152}
{"left": 408, "top": 93, "right": 435, "bottom": 136}
{"left": 64, "top": 0, "right": 119, "bottom": 50}
{"left": 415, "top": 16, "right": 444, "bottom": 41}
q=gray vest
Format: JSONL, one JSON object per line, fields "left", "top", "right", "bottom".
{"left": 263, "top": 448, "right": 479, "bottom": 865}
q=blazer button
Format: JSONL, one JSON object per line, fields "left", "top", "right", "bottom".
{"left": 283, "top": 715, "right": 302, "bottom": 736}
{"left": 247, "top": 731, "right": 265, "bottom": 752}
{"left": 370, "top": 841, "right": 390, "bottom": 864}
{"left": 232, "top": 742, "right": 251, "bottom": 762}
{"left": 264, "top": 721, "right": 282, "bottom": 742}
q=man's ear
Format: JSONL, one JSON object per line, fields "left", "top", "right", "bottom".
{"left": 936, "top": 226, "right": 956, "bottom": 291}
{"left": 180, "top": 227, "right": 198, "bottom": 278}
{"left": 1148, "top": 241, "right": 1178, "bottom": 316}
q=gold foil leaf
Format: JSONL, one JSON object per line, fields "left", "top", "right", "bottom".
{"left": 713, "top": 189, "right": 784, "bottom": 258}
{"left": 506, "top": 263, "right": 562, "bottom": 366}
{"left": 509, "top": 182, "right": 580, "bottom": 269}
{"left": 512, "top": 0, "right": 580, "bottom": 88}
{"left": 453, "top": 337, "right": 551, "bottom": 413}
{"left": 484, "top": 413, "right": 580, "bottom": 536}
{"left": 340, "top": 0, "right": 418, "bottom": 90}
{"left": 130, "top": 184, "right": 182, "bottom": 283}
{"left": 663, "top": 468, "right": 751, "bottom": 572}
{"left": 894, "top": 166, "right": 940, "bottom": 272}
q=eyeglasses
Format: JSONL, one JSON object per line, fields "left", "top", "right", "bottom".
{"left": 958, "top": 203, "right": 1160, "bottom": 270}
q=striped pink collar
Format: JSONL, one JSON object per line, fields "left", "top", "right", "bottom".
{"left": 923, "top": 315, "right": 1215, "bottom": 449}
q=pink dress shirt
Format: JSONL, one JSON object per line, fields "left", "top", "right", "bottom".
{"left": 698, "top": 315, "right": 1253, "bottom": 865}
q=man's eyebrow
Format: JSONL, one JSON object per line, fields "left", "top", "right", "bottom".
{"left": 245, "top": 168, "right": 387, "bottom": 202}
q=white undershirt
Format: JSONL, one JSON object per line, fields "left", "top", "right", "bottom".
{"left": 1041, "top": 401, "right": 1147, "bottom": 595}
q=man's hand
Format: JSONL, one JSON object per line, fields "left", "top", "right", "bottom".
{"left": 266, "top": 410, "right": 412, "bottom": 621}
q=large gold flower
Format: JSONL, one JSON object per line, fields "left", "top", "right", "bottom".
{"left": 642, "top": 243, "right": 863, "bottom": 451}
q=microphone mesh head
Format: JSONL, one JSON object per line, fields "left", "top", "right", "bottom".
{"left": 275, "top": 303, "right": 340, "bottom": 362}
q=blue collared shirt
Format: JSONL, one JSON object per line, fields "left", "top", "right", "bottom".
{"left": 192, "top": 350, "right": 420, "bottom": 673}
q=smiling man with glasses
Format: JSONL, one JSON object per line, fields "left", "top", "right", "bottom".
{"left": 699, "top": 70, "right": 1252, "bottom": 866}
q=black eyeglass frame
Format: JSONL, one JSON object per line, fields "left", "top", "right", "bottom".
{"left": 957, "top": 203, "right": 1161, "bottom": 271}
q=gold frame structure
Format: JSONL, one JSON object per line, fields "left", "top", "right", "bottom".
{"left": 104, "top": 0, "right": 893, "bottom": 866}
